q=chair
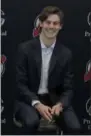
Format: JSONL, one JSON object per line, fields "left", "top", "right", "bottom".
{"left": 13, "top": 116, "right": 63, "bottom": 135}
{"left": 37, "top": 117, "right": 63, "bottom": 135}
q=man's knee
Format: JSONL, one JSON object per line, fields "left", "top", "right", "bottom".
{"left": 68, "top": 123, "right": 82, "bottom": 134}
{"left": 14, "top": 107, "right": 40, "bottom": 129}
{"left": 72, "top": 123, "right": 81, "bottom": 131}
{"left": 24, "top": 116, "right": 40, "bottom": 129}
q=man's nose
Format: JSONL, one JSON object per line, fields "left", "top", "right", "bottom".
{"left": 49, "top": 23, "right": 54, "bottom": 28}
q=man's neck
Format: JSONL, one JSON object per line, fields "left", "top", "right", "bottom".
{"left": 39, "top": 33, "right": 56, "bottom": 47}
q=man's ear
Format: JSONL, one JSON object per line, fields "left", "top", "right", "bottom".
{"left": 40, "top": 21, "right": 43, "bottom": 27}
{"left": 60, "top": 24, "right": 63, "bottom": 30}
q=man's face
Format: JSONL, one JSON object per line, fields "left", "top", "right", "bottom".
{"left": 40, "top": 14, "right": 62, "bottom": 39}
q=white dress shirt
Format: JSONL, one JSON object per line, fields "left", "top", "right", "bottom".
{"left": 32, "top": 39, "right": 56, "bottom": 106}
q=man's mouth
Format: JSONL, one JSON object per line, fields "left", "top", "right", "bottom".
{"left": 47, "top": 30, "right": 55, "bottom": 33}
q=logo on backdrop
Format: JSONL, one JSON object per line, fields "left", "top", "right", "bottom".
{"left": 83, "top": 13, "right": 91, "bottom": 129}
{"left": 83, "top": 59, "right": 91, "bottom": 130}
{"left": 86, "top": 97, "right": 91, "bottom": 116}
{"left": 33, "top": 14, "right": 40, "bottom": 37}
{"left": 1, "top": 99, "right": 6, "bottom": 124}
{"left": 1, "top": 10, "right": 7, "bottom": 36}
{"left": 84, "top": 60, "right": 91, "bottom": 82}
{"left": 87, "top": 12, "right": 91, "bottom": 26}
{"left": 1, "top": 10, "right": 5, "bottom": 26}
{"left": 85, "top": 12, "right": 91, "bottom": 39}
{"left": 83, "top": 97, "right": 91, "bottom": 130}
{"left": 0, "top": 55, "right": 7, "bottom": 76}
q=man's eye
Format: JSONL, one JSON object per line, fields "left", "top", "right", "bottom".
{"left": 46, "top": 21, "right": 51, "bottom": 25}
{"left": 53, "top": 22, "right": 60, "bottom": 25}
{"left": 45, "top": 21, "right": 60, "bottom": 26}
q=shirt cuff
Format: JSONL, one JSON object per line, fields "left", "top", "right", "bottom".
{"left": 31, "top": 100, "right": 41, "bottom": 107}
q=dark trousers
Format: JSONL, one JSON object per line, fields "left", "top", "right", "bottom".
{"left": 15, "top": 94, "right": 81, "bottom": 134}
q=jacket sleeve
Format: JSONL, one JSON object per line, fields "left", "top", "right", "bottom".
{"left": 16, "top": 44, "right": 39, "bottom": 105}
{"left": 60, "top": 52, "right": 74, "bottom": 109}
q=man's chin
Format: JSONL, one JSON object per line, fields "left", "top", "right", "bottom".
{"left": 46, "top": 34, "right": 56, "bottom": 39}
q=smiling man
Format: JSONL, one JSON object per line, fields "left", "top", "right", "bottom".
{"left": 15, "top": 6, "right": 81, "bottom": 134}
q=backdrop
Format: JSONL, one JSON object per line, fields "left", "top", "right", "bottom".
{"left": 1, "top": 0, "right": 91, "bottom": 134}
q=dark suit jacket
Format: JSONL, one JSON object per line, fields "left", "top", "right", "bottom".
{"left": 15, "top": 37, "right": 74, "bottom": 111}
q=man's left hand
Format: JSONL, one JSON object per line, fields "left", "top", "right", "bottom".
{"left": 51, "top": 102, "right": 63, "bottom": 116}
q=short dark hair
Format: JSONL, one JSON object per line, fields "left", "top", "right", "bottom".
{"left": 39, "top": 6, "right": 64, "bottom": 24}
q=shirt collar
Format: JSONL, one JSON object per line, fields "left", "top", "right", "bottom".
{"left": 40, "top": 39, "right": 56, "bottom": 49}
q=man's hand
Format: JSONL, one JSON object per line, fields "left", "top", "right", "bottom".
{"left": 51, "top": 102, "right": 63, "bottom": 116}
{"left": 34, "top": 103, "right": 52, "bottom": 121}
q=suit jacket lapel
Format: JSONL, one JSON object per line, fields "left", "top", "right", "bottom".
{"left": 48, "top": 40, "right": 60, "bottom": 76}
{"left": 33, "top": 37, "right": 42, "bottom": 80}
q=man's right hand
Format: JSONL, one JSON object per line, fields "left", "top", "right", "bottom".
{"left": 34, "top": 103, "right": 52, "bottom": 121}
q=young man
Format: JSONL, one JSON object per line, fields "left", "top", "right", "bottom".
{"left": 15, "top": 6, "right": 81, "bottom": 134}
